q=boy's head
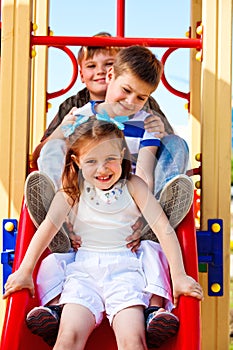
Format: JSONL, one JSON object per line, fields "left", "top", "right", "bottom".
{"left": 77, "top": 33, "right": 121, "bottom": 101}
{"left": 77, "top": 32, "right": 120, "bottom": 64}
{"left": 113, "top": 45, "right": 163, "bottom": 91}
{"left": 104, "top": 45, "right": 163, "bottom": 116}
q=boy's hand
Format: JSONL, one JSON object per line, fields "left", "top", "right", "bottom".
{"left": 69, "top": 233, "right": 82, "bottom": 251}
{"left": 144, "top": 114, "right": 166, "bottom": 139}
{"left": 172, "top": 274, "right": 204, "bottom": 307}
{"left": 126, "top": 217, "right": 144, "bottom": 252}
{"left": 63, "top": 221, "right": 82, "bottom": 251}
{"left": 3, "top": 270, "right": 34, "bottom": 299}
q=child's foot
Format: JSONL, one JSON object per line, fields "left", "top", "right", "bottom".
{"left": 145, "top": 307, "right": 179, "bottom": 348}
{"left": 26, "top": 305, "right": 63, "bottom": 346}
{"left": 159, "top": 174, "right": 194, "bottom": 229}
{"left": 25, "top": 171, "right": 71, "bottom": 252}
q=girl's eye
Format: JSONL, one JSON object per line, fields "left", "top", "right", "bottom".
{"left": 106, "top": 157, "right": 118, "bottom": 162}
{"left": 86, "top": 160, "right": 96, "bottom": 164}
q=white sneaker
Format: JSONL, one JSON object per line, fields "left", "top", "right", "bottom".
{"left": 158, "top": 174, "right": 194, "bottom": 229}
{"left": 25, "top": 171, "right": 71, "bottom": 252}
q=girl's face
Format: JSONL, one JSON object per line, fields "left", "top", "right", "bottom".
{"left": 75, "top": 136, "right": 124, "bottom": 190}
{"left": 105, "top": 68, "right": 154, "bottom": 116}
{"left": 79, "top": 52, "right": 116, "bottom": 101}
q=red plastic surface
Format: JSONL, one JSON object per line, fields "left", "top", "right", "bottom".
{"left": 1, "top": 202, "right": 200, "bottom": 350}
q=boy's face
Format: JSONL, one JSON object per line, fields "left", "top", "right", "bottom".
{"left": 105, "top": 68, "right": 154, "bottom": 116}
{"left": 79, "top": 52, "right": 116, "bottom": 101}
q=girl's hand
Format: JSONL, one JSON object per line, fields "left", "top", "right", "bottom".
{"left": 144, "top": 114, "right": 166, "bottom": 139}
{"left": 3, "top": 269, "right": 34, "bottom": 299}
{"left": 60, "top": 107, "right": 79, "bottom": 128}
{"left": 49, "top": 107, "right": 79, "bottom": 140}
{"left": 172, "top": 274, "right": 204, "bottom": 307}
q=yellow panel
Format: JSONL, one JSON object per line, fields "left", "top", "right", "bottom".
{"left": 0, "top": 0, "right": 32, "bottom": 334}
{"left": 200, "top": 0, "right": 232, "bottom": 349}
{"left": 30, "top": 0, "right": 49, "bottom": 155}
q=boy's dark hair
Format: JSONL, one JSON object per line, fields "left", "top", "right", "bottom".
{"left": 113, "top": 45, "right": 163, "bottom": 91}
{"left": 77, "top": 32, "right": 121, "bottom": 64}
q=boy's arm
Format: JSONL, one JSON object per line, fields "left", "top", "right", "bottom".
{"left": 135, "top": 146, "right": 157, "bottom": 192}
{"left": 32, "top": 88, "right": 90, "bottom": 167}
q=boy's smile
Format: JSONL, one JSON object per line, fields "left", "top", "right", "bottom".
{"left": 105, "top": 68, "right": 154, "bottom": 116}
{"left": 79, "top": 53, "right": 116, "bottom": 101}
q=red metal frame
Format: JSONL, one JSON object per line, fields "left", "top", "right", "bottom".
{"left": 31, "top": 35, "right": 202, "bottom": 49}
{"left": 31, "top": 35, "right": 202, "bottom": 103}
{"left": 46, "top": 45, "right": 78, "bottom": 100}
{"left": 30, "top": 0, "right": 202, "bottom": 103}
{"left": 161, "top": 48, "right": 190, "bottom": 101}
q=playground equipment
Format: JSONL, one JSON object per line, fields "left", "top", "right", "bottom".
{"left": 1, "top": 203, "right": 200, "bottom": 350}
{"left": 0, "top": 0, "right": 232, "bottom": 349}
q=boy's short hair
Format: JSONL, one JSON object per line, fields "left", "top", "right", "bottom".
{"left": 77, "top": 32, "right": 121, "bottom": 64}
{"left": 113, "top": 45, "right": 163, "bottom": 91}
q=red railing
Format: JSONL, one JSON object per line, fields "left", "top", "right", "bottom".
{"left": 30, "top": 0, "right": 202, "bottom": 102}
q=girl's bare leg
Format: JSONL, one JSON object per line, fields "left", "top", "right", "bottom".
{"left": 112, "top": 306, "right": 147, "bottom": 350}
{"left": 53, "top": 303, "right": 96, "bottom": 350}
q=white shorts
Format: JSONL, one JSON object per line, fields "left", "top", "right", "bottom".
{"left": 59, "top": 250, "right": 151, "bottom": 325}
{"left": 137, "top": 241, "right": 173, "bottom": 311}
{"left": 36, "top": 252, "right": 75, "bottom": 306}
{"left": 37, "top": 242, "right": 173, "bottom": 311}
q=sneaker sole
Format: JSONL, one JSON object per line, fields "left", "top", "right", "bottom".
{"left": 25, "top": 171, "right": 71, "bottom": 253}
{"left": 26, "top": 307, "right": 59, "bottom": 347}
{"left": 159, "top": 175, "right": 194, "bottom": 229}
{"left": 147, "top": 312, "right": 179, "bottom": 348}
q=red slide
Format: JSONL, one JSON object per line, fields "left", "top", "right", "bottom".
{"left": 1, "top": 201, "right": 200, "bottom": 350}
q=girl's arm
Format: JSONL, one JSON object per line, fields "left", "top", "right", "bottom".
{"left": 135, "top": 146, "right": 157, "bottom": 192}
{"left": 3, "top": 191, "right": 71, "bottom": 299}
{"left": 128, "top": 174, "right": 203, "bottom": 306}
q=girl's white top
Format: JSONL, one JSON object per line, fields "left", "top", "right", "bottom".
{"left": 69, "top": 180, "right": 141, "bottom": 252}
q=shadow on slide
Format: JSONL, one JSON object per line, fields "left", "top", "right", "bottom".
{"left": 0, "top": 201, "right": 201, "bottom": 350}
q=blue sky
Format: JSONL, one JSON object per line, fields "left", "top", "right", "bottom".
{"left": 46, "top": 1, "right": 192, "bottom": 134}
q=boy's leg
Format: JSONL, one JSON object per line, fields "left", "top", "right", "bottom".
{"left": 112, "top": 306, "right": 147, "bottom": 350}
{"left": 154, "top": 134, "right": 190, "bottom": 195}
{"left": 158, "top": 174, "right": 194, "bottom": 228}
{"left": 54, "top": 303, "right": 96, "bottom": 350}
{"left": 25, "top": 171, "right": 71, "bottom": 252}
{"left": 154, "top": 134, "right": 194, "bottom": 228}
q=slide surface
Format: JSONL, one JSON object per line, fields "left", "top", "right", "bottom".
{"left": 1, "top": 202, "right": 200, "bottom": 350}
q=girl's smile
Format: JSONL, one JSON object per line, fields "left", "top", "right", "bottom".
{"left": 75, "top": 136, "right": 124, "bottom": 191}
